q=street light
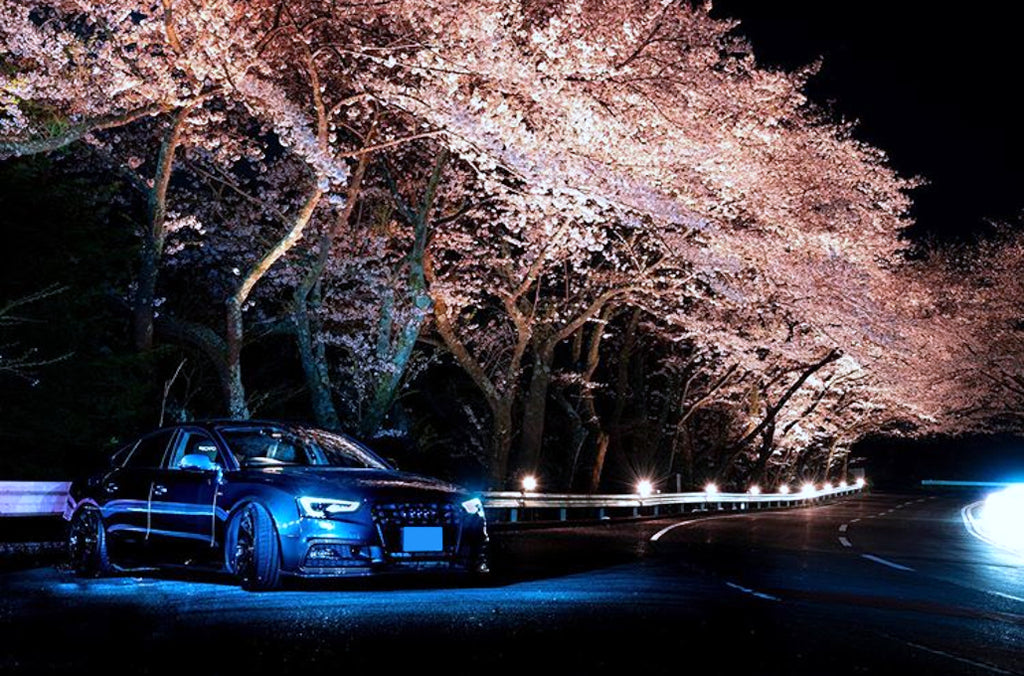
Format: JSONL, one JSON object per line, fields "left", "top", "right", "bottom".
{"left": 748, "top": 485, "right": 761, "bottom": 496}
{"left": 522, "top": 475, "right": 538, "bottom": 492}
{"left": 801, "top": 482, "right": 816, "bottom": 495}
{"left": 704, "top": 482, "right": 719, "bottom": 495}
{"left": 637, "top": 479, "right": 654, "bottom": 498}
{"left": 855, "top": 477, "right": 866, "bottom": 488}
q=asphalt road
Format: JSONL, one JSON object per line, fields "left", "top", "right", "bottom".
{"left": 2, "top": 492, "right": 1021, "bottom": 675}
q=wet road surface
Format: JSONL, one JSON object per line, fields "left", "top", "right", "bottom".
{"left": 2, "top": 491, "right": 1021, "bottom": 674}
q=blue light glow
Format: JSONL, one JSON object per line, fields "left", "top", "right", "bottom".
{"left": 977, "top": 484, "right": 1024, "bottom": 555}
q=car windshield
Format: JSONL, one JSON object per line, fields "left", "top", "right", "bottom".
{"left": 217, "top": 426, "right": 389, "bottom": 469}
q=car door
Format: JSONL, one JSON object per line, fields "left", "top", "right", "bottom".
{"left": 101, "top": 429, "right": 175, "bottom": 562}
{"left": 146, "top": 427, "right": 224, "bottom": 564}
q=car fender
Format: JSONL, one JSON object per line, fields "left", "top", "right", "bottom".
{"left": 69, "top": 497, "right": 102, "bottom": 520}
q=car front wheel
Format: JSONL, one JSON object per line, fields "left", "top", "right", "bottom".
{"left": 227, "top": 503, "right": 281, "bottom": 591}
{"left": 68, "top": 507, "right": 111, "bottom": 577}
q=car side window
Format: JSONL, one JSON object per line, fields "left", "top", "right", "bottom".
{"left": 123, "top": 430, "right": 175, "bottom": 469}
{"left": 166, "top": 430, "right": 221, "bottom": 469}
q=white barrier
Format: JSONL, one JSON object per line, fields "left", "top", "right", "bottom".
{"left": 0, "top": 482, "right": 71, "bottom": 517}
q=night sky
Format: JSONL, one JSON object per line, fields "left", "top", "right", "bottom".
{"left": 712, "top": 1, "right": 1024, "bottom": 242}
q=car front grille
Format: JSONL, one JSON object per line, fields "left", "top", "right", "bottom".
{"left": 371, "top": 502, "right": 460, "bottom": 559}
{"left": 371, "top": 502, "right": 457, "bottom": 526}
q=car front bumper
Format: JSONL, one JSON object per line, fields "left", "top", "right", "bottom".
{"left": 279, "top": 512, "right": 488, "bottom": 578}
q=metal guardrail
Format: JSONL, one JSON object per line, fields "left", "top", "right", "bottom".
{"left": 484, "top": 484, "right": 863, "bottom": 522}
{"left": 0, "top": 481, "right": 863, "bottom": 522}
{"left": 921, "top": 480, "right": 1017, "bottom": 488}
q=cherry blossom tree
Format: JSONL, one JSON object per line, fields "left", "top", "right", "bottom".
{"left": 2, "top": 0, "right": 978, "bottom": 490}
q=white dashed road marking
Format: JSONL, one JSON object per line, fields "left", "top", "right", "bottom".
{"left": 893, "top": 638, "right": 1015, "bottom": 675}
{"left": 985, "top": 590, "right": 1024, "bottom": 604}
{"left": 839, "top": 537, "right": 852, "bottom": 548}
{"left": 861, "top": 554, "right": 915, "bottom": 572}
{"left": 725, "top": 581, "right": 780, "bottom": 602}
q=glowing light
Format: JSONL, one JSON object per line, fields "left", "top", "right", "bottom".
{"left": 636, "top": 479, "right": 655, "bottom": 498}
{"left": 821, "top": 482, "right": 833, "bottom": 491}
{"left": 978, "top": 484, "right": 1024, "bottom": 553}
{"left": 839, "top": 480, "right": 848, "bottom": 488}
{"left": 522, "top": 475, "right": 538, "bottom": 492}
{"left": 297, "top": 497, "right": 361, "bottom": 518}
{"left": 748, "top": 485, "right": 761, "bottom": 495}
{"left": 778, "top": 485, "right": 790, "bottom": 494}
{"left": 801, "top": 482, "right": 816, "bottom": 495}
{"left": 461, "top": 497, "right": 484, "bottom": 515}
{"left": 704, "top": 482, "right": 719, "bottom": 495}
{"left": 855, "top": 477, "right": 866, "bottom": 488}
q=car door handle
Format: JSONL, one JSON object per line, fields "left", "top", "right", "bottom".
{"left": 153, "top": 484, "right": 168, "bottom": 496}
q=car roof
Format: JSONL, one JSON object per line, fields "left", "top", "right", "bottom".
{"left": 152, "top": 419, "right": 333, "bottom": 435}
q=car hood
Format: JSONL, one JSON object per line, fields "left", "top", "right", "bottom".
{"left": 230, "top": 466, "right": 468, "bottom": 502}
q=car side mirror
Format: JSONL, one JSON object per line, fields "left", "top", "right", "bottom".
{"left": 180, "top": 453, "right": 219, "bottom": 472}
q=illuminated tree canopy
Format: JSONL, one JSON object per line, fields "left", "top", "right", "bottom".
{"left": 0, "top": 0, "right": 1000, "bottom": 488}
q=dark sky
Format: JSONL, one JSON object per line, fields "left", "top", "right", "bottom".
{"left": 711, "top": 1, "right": 1024, "bottom": 241}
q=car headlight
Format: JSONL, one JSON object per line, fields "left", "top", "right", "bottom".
{"left": 461, "top": 497, "right": 484, "bottom": 516}
{"left": 297, "top": 497, "right": 361, "bottom": 518}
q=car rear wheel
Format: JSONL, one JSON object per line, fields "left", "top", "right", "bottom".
{"left": 227, "top": 503, "right": 281, "bottom": 591}
{"left": 68, "top": 507, "right": 111, "bottom": 577}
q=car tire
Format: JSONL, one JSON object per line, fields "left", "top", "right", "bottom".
{"left": 227, "top": 503, "right": 281, "bottom": 591}
{"left": 68, "top": 507, "right": 111, "bottom": 577}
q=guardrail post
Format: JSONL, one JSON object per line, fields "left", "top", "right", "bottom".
{"left": 510, "top": 508, "right": 518, "bottom": 523}
{"left": 559, "top": 507, "right": 567, "bottom": 521}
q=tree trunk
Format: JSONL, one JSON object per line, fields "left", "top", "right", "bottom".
{"left": 518, "top": 344, "right": 555, "bottom": 474}
{"left": 293, "top": 272, "right": 340, "bottom": 429}
{"left": 720, "top": 348, "right": 842, "bottom": 480}
{"left": 821, "top": 439, "right": 839, "bottom": 482}
{"left": 552, "top": 383, "right": 587, "bottom": 490}
{"left": 488, "top": 398, "right": 514, "bottom": 489}
{"left": 360, "top": 150, "right": 446, "bottom": 437}
{"left": 291, "top": 147, "right": 370, "bottom": 430}
{"left": 224, "top": 300, "right": 250, "bottom": 418}
{"left": 134, "top": 240, "right": 160, "bottom": 351}
{"left": 133, "top": 105, "right": 194, "bottom": 351}
{"left": 591, "top": 308, "right": 641, "bottom": 490}
{"left": 587, "top": 433, "right": 611, "bottom": 493}
{"left": 752, "top": 421, "right": 776, "bottom": 485}
{"left": 226, "top": 187, "right": 324, "bottom": 420}
{"left": 680, "top": 427, "right": 694, "bottom": 488}
{"left": 361, "top": 300, "right": 431, "bottom": 437}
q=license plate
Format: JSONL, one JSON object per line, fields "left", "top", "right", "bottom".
{"left": 401, "top": 526, "right": 443, "bottom": 552}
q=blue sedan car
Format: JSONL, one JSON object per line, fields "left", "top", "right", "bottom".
{"left": 64, "top": 421, "right": 489, "bottom": 590}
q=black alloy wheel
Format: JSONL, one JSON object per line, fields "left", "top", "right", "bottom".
{"left": 229, "top": 503, "right": 281, "bottom": 591}
{"left": 67, "top": 507, "right": 110, "bottom": 577}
